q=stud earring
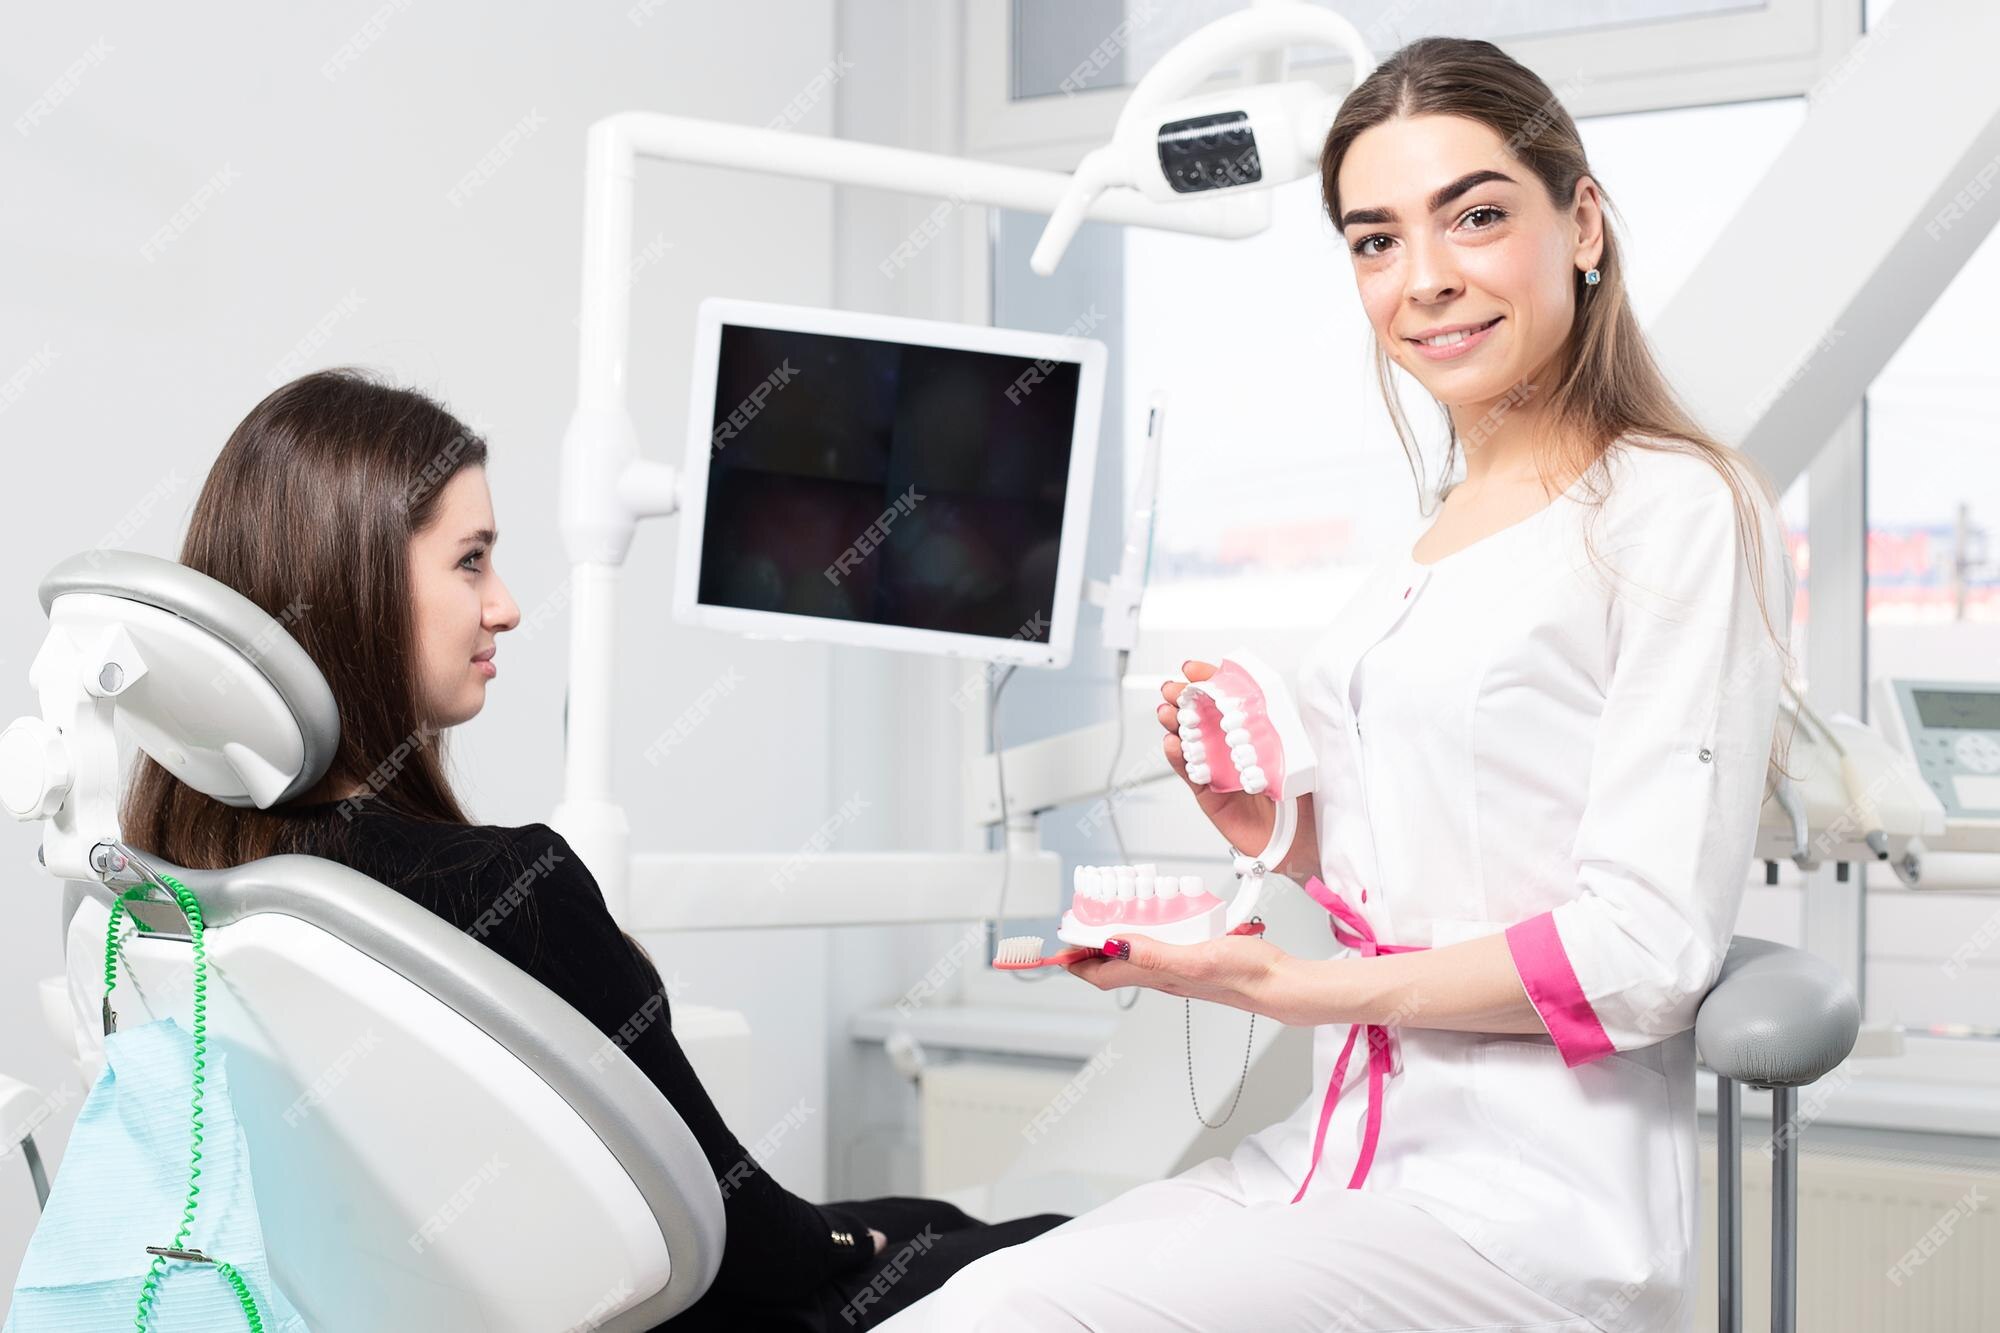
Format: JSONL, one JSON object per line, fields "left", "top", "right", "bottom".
{"left": 1583, "top": 267, "right": 1601, "bottom": 286}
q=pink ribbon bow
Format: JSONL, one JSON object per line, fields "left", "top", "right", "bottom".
{"left": 1290, "top": 876, "right": 1426, "bottom": 1203}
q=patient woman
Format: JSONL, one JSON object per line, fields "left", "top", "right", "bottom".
{"left": 119, "top": 368, "right": 1063, "bottom": 1331}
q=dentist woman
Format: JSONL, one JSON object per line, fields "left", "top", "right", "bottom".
{"left": 886, "top": 36, "right": 1792, "bottom": 1333}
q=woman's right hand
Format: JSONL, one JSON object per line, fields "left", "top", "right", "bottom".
{"left": 1159, "top": 662, "right": 1318, "bottom": 880}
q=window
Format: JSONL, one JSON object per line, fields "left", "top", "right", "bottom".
{"left": 1862, "top": 214, "right": 2000, "bottom": 1040}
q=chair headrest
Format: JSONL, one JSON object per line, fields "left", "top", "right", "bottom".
{"left": 37, "top": 550, "right": 339, "bottom": 807}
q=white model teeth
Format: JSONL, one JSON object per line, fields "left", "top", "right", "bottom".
{"left": 1220, "top": 710, "right": 1247, "bottom": 731}
{"left": 1187, "top": 762, "right": 1211, "bottom": 785}
{"left": 1224, "top": 728, "right": 1251, "bottom": 747}
{"left": 1230, "top": 743, "right": 1258, "bottom": 766}
{"left": 1178, "top": 706, "right": 1199, "bottom": 726}
{"left": 1157, "top": 875, "right": 1181, "bottom": 901}
{"left": 1183, "top": 742, "right": 1206, "bottom": 763}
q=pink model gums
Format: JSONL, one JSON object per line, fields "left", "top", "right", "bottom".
{"left": 1175, "top": 651, "right": 1311, "bottom": 800}
{"left": 1056, "top": 864, "right": 1227, "bottom": 949}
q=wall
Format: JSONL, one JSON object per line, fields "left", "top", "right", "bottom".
{"left": 0, "top": 2, "right": 851, "bottom": 1311}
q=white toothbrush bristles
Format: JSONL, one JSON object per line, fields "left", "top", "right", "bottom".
{"left": 993, "top": 935, "right": 1046, "bottom": 965}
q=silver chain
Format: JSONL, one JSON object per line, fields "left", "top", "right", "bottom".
{"left": 1185, "top": 914, "right": 1261, "bottom": 1129}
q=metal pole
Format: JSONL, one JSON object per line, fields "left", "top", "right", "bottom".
{"left": 1717, "top": 1074, "right": 1742, "bottom": 1333}
{"left": 21, "top": 1134, "right": 50, "bottom": 1210}
{"left": 1771, "top": 1085, "right": 1799, "bottom": 1333}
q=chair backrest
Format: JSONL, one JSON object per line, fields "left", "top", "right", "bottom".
{"left": 63, "top": 854, "right": 723, "bottom": 1331}
{"left": 14, "top": 549, "right": 723, "bottom": 1330}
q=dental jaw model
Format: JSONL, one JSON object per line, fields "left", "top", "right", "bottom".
{"left": 1173, "top": 649, "right": 1317, "bottom": 932}
{"left": 991, "top": 649, "right": 1315, "bottom": 970}
{"left": 1057, "top": 864, "right": 1227, "bottom": 950}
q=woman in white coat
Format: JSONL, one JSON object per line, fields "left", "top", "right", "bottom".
{"left": 883, "top": 36, "right": 1795, "bottom": 1333}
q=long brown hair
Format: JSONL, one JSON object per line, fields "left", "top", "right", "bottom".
{"left": 1320, "top": 36, "right": 1795, "bottom": 784}
{"left": 122, "top": 368, "right": 482, "bottom": 868}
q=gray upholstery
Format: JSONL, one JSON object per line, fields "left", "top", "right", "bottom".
{"left": 64, "top": 852, "right": 726, "bottom": 1329}
{"left": 1696, "top": 936, "right": 1861, "bottom": 1090}
{"left": 39, "top": 550, "right": 340, "bottom": 805}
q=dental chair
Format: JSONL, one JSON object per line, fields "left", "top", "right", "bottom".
{"left": 1699, "top": 936, "right": 1859, "bottom": 1333}
{"left": 0, "top": 551, "right": 724, "bottom": 1330}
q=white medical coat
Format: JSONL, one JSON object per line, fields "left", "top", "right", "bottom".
{"left": 1227, "top": 438, "right": 1791, "bottom": 1332}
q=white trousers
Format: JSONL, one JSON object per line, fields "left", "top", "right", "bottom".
{"left": 875, "top": 1154, "right": 1600, "bottom": 1332}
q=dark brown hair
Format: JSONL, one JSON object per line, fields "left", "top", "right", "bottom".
{"left": 121, "top": 368, "right": 484, "bottom": 868}
{"left": 1320, "top": 37, "right": 1795, "bottom": 784}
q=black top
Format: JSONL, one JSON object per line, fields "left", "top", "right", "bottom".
{"left": 285, "top": 802, "right": 878, "bottom": 1325}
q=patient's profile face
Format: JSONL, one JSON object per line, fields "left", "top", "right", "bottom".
{"left": 410, "top": 466, "right": 518, "bottom": 729}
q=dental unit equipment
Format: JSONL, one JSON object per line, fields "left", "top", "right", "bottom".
{"left": 553, "top": 0, "right": 1377, "bottom": 929}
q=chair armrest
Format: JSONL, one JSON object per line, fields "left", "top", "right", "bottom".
{"left": 1696, "top": 936, "right": 1860, "bottom": 1089}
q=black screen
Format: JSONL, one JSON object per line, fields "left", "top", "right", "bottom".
{"left": 696, "top": 324, "right": 1081, "bottom": 644}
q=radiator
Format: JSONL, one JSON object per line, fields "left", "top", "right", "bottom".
{"left": 1698, "top": 1134, "right": 1998, "bottom": 1331}
{"left": 919, "top": 1060, "right": 1079, "bottom": 1198}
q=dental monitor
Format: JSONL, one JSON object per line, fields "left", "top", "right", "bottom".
{"left": 675, "top": 298, "right": 1106, "bottom": 668}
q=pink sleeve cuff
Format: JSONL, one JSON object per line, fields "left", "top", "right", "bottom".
{"left": 1506, "top": 910, "right": 1615, "bottom": 1068}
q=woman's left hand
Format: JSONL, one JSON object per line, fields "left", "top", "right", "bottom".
{"left": 1064, "top": 932, "right": 1315, "bottom": 1025}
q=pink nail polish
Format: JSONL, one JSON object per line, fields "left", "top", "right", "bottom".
{"left": 1100, "top": 938, "right": 1130, "bottom": 960}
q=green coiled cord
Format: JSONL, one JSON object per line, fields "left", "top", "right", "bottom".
{"left": 104, "top": 875, "right": 266, "bottom": 1333}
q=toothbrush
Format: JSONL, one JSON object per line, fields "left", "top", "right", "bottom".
{"left": 992, "top": 919, "right": 1267, "bottom": 970}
